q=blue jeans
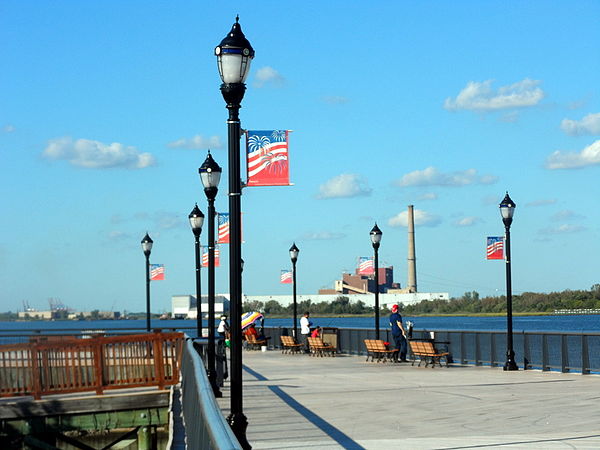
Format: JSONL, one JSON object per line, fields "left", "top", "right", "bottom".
{"left": 392, "top": 334, "right": 407, "bottom": 361}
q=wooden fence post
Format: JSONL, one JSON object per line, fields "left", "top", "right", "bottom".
{"left": 152, "top": 332, "right": 165, "bottom": 390}
{"left": 30, "top": 344, "right": 42, "bottom": 400}
{"left": 93, "top": 336, "right": 104, "bottom": 395}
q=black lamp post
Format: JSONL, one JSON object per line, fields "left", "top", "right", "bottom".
{"left": 141, "top": 233, "right": 153, "bottom": 332}
{"left": 500, "top": 192, "right": 518, "bottom": 371}
{"left": 289, "top": 243, "right": 300, "bottom": 340}
{"left": 370, "top": 224, "right": 382, "bottom": 339}
{"left": 199, "top": 151, "right": 223, "bottom": 397}
{"left": 215, "top": 16, "right": 254, "bottom": 448}
{"left": 188, "top": 205, "right": 205, "bottom": 339}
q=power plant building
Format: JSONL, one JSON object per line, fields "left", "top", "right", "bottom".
{"left": 171, "top": 204, "right": 449, "bottom": 315}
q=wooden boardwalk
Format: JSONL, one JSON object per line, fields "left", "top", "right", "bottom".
{"left": 217, "top": 350, "right": 600, "bottom": 449}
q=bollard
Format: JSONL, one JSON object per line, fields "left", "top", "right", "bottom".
{"left": 138, "top": 424, "right": 151, "bottom": 450}
{"left": 216, "top": 339, "right": 228, "bottom": 385}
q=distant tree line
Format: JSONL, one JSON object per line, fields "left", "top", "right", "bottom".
{"left": 401, "top": 284, "right": 600, "bottom": 315}
{"left": 0, "top": 312, "right": 18, "bottom": 320}
{"left": 243, "top": 285, "right": 600, "bottom": 316}
{"left": 243, "top": 296, "right": 372, "bottom": 316}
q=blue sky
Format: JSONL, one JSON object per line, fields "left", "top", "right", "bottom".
{"left": 1, "top": 1, "right": 599, "bottom": 313}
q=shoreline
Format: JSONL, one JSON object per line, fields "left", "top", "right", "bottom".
{"left": 3, "top": 311, "right": 600, "bottom": 323}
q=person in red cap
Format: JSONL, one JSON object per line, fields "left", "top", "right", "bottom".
{"left": 389, "top": 304, "right": 407, "bottom": 362}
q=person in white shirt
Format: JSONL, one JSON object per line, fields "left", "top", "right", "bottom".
{"left": 217, "top": 315, "right": 230, "bottom": 340}
{"left": 300, "top": 311, "right": 312, "bottom": 352}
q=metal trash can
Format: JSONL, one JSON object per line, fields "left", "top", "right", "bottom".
{"left": 320, "top": 327, "right": 339, "bottom": 351}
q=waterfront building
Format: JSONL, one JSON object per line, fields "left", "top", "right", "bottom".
{"left": 17, "top": 310, "right": 53, "bottom": 320}
{"left": 171, "top": 292, "right": 448, "bottom": 317}
{"left": 171, "top": 294, "right": 230, "bottom": 319}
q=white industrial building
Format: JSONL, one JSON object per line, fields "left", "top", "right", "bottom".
{"left": 172, "top": 292, "right": 447, "bottom": 317}
{"left": 171, "top": 294, "right": 230, "bottom": 319}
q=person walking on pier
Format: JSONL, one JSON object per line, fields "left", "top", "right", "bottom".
{"left": 389, "top": 304, "right": 407, "bottom": 362}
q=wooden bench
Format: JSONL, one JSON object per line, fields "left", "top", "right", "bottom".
{"left": 280, "top": 335, "right": 304, "bottom": 354}
{"left": 408, "top": 340, "right": 449, "bottom": 368}
{"left": 363, "top": 339, "right": 398, "bottom": 362}
{"left": 244, "top": 334, "right": 268, "bottom": 350}
{"left": 307, "top": 337, "right": 335, "bottom": 357}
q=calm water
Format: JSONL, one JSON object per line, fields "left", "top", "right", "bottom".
{"left": 1, "top": 315, "right": 599, "bottom": 334}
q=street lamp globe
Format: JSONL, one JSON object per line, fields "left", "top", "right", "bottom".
{"left": 370, "top": 224, "right": 382, "bottom": 248}
{"left": 215, "top": 16, "right": 255, "bottom": 84}
{"left": 199, "top": 151, "right": 222, "bottom": 199}
{"left": 499, "top": 192, "right": 516, "bottom": 227}
{"left": 141, "top": 233, "right": 153, "bottom": 256}
{"left": 188, "top": 204, "right": 205, "bottom": 237}
{"left": 289, "top": 243, "right": 299, "bottom": 263}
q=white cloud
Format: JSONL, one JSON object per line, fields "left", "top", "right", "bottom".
{"left": 540, "top": 224, "right": 587, "bottom": 234}
{"left": 167, "top": 135, "right": 223, "bottom": 149}
{"left": 110, "top": 214, "right": 125, "bottom": 224}
{"left": 444, "top": 78, "right": 544, "bottom": 112}
{"left": 388, "top": 209, "right": 441, "bottom": 227}
{"left": 545, "top": 140, "right": 600, "bottom": 169}
{"left": 551, "top": 210, "right": 584, "bottom": 221}
{"left": 155, "top": 211, "right": 183, "bottom": 230}
{"left": 317, "top": 174, "right": 372, "bottom": 199}
{"left": 500, "top": 111, "right": 520, "bottom": 123}
{"left": 567, "top": 98, "right": 587, "bottom": 110}
{"left": 107, "top": 230, "right": 130, "bottom": 241}
{"left": 560, "top": 113, "right": 600, "bottom": 136}
{"left": 395, "top": 167, "right": 498, "bottom": 187}
{"left": 482, "top": 195, "right": 501, "bottom": 206}
{"left": 525, "top": 198, "right": 557, "bottom": 207}
{"left": 300, "top": 231, "right": 346, "bottom": 240}
{"left": 109, "top": 211, "right": 182, "bottom": 231}
{"left": 3, "top": 124, "right": 15, "bottom": 133}
{"left": 322, "top": 96, "right": 350, "bottom": 105}
{"left": 254, "top": 66, "right": 284, "bottom": 88}
{"left": 454, "top": 216, "right": 481, "bottom": 227}
{"left": 417, "top": 192, "right": 438, "bottom": 201}
{"left": 43, "top": 137, "right": 155, "bottom": 169}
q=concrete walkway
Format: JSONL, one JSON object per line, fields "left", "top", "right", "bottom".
{"left": 217, "top": 350, "right": 600, "bottom": 449}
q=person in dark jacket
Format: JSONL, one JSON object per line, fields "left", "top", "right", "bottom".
{"left": 389, "top": 304, "right": 407, "bottom": 362}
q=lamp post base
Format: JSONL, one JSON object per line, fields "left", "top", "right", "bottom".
{"left": 207, "top": 370, "right": 222, "bottom": 398}
{"left": 227, "top": 412, "right": 251, "bottom": 449}
{"left": 503, "top": 352, "right": 518, "bottom": 371}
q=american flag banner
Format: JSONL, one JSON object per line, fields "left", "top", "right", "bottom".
{"left": 218, "top": 213, "right": 230, "bottom": 244}
{"left": 357, "top": 257, "right": 374, "bottom": 275}
{"left": 150, "top": 264, "right": 165, "bottom": 281}
{"left": 202, "top": 247, "right": 221, "bottom": 267}
{"left": 218, "top": 213, "right": 243, "bottom": 244}
{"left": 486, "top": 236, "right": 504, "bottom": 260}
{"left": 246, "top": 130, "right": 291, "bottom": 186}
{"left": 280, "top": 269, "right": 293, "bottom": 284}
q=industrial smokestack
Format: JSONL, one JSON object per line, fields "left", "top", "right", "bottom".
{"left": 407, "top": 205, "right": 417, "bottom": 293}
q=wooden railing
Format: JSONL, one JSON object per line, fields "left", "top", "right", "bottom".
{"left": 0, "top": 331, "right": 184, "bottom": 399}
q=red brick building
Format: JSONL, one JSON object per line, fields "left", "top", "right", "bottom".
{"left": 318, "top": 266, "right": 401, "bottom": 295}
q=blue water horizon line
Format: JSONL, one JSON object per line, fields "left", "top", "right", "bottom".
{"left": 1, "top": 314, "right": 600, "bottom": 334}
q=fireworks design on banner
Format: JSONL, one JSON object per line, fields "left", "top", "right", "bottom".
{"left": 246, "top": 130, "right": 290, "bottom": 186}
